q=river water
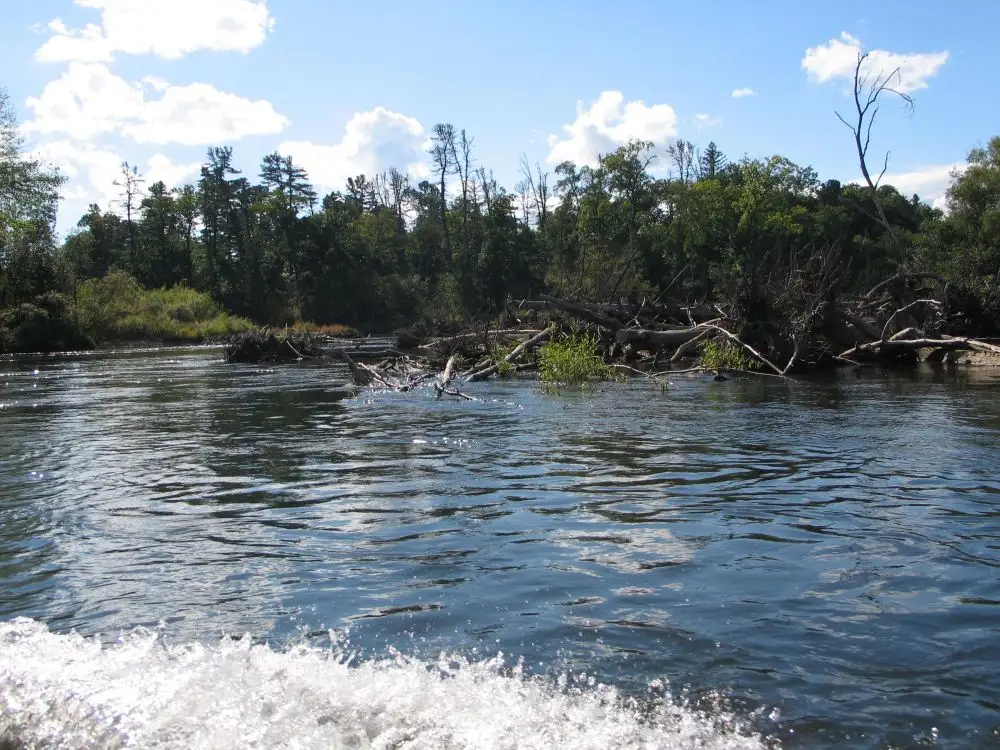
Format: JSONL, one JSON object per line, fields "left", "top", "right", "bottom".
{"left": 1, "top": 348, "right": 998, "bottom": 749}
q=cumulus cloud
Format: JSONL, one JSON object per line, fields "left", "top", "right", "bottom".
{"left": 33, "top": 141, "right": 201, "bottom": 210}
{"left": 35, "top": 0, "right": 274, "bottom": 63}
{"left": 885, "top": 163, "right": 965, "bottom": 209}
{"left": 279, "top": 107, "right": 430, "bottom": 190}
{"left": 146, "top": 154, "right": 202, "bottom": 188}
{"left": 731, "top": 88, "right": 756, "bottom": 98}
{"left": 23, "top": 62, "right": 288, "bottom": 145}
{"left": 846, "top": 162, "right": 965, "bottom": 210}
{"left": 694, "top": 113, "right": 721, "bottom": 129}
{"left": 545, "top": 90, "right": 678, "bottom": 167}
{"left": 33, "top": 140, "right": 124, "bottom": 205}
{"left": 802, "top": 32, "right": 949, "bottom": 94}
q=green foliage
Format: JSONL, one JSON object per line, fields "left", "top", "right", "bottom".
{"left": 539, "top": 333, "right": 611, "bottom": 387}
{"left": 0, "top": 292, "right": 90, "bottom": 353}
{"left": 488, "top": 342, "right": 517, "bottom": 377}
{"left": 699, "top": 339, "right": 760, "bottom": 372}
{"left": 76, "top": 270, "right": 252, "bottom": 343}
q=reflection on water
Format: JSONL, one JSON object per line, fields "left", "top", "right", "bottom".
{"left": 1, "top": 348, "right": 1000, "bottom": 748}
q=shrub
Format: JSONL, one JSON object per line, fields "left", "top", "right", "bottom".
{"left": 289, "top": 321, "right": 362, "bottom": 338}
{"left": 539, "top": 333, "right": 611, "bottom": 386}
{"left": 75, "top": 271, "right": 253, "bottom": 343}
{"left": 699, "top": 338, "right": 760, "bottom": 371}
{"left": 488, "top": 342, "right": 517, "bottom": 378}
{"left": 0, "top": 293, "right": 91, "bottom": 353}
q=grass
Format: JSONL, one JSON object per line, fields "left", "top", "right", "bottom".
{"left": 76, "top": 270, "right": 254, "bottom": 344}
{"left": 288, "top": 321, "right": 361, "bottom": 338}
{"left": 539, "top": 333, "right": 612, "bottom": 388}
{"left": 699, "top": 339, "right": 761, "bottom": 371}
{"left": 488, "top": 342, "right": 518, "bottom": 377}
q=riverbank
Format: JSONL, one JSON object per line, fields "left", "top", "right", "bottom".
{"left": 220, "top": 283, "right": 1000, "bottom": 392}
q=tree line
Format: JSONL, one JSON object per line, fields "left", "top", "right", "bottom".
{"left": 2, "top": 83, "right": 999, "bottom": 352}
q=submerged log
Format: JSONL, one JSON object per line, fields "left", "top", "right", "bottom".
{"left": 537, "top": 295, "right": 624, "bottom": 330}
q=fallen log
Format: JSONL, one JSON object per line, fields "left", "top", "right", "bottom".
{"left": 614, "top": 325, "right": 716, "bottom": 348}
{"left": 465, "top": 327, "right": 553, "bottom": 382}
{"left": 700, "top": 324, "right": 795, "bottom": 379}
{"left": 434, "top": 383, "right": 478, "bottom": 401}
{"left": 842, "top": 336, "right": 1000, "bottom": 360}
{"left": 338, "top": 350, "right": 410, "bottom": 389}
{"left": 670, "top": 328, "right": 713, "bottom": 362}
{"left": 538, "top": 295, "right": 624, "bottom": 330}
{"left": 880, "top": 299, "right": 941, "bottom": 340}
{"left": 326, "top": 346, "right": 404, "bottom": 360}
{"left": 438, "top": 355, "right": 457, "bottom": 387}
{"left": 419, "top": 329, "right": 542, "bottom": 350}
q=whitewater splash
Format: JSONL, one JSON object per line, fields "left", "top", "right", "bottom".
{"left": 0, "top": 619, "right": 770, "bottom": 750}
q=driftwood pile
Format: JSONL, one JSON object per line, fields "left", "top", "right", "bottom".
{"left": 223, "top": 331, "right": 324, "bottom": 363}
{"left": 225, "top": 273, "right": 1000, "bottom": 397}
{"left": 334, "top": 326, "right": 554, "bottom": 398}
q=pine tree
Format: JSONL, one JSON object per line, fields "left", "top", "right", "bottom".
{"left": 700, "top": 141, "right": 727, "bottom": 180}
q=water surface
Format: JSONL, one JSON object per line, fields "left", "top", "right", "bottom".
{"left": 1, "top": 348, "right": 999, "bottom": 748}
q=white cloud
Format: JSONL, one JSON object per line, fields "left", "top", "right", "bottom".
{"left": 24, "top": 62, "right": 144, "bottom": 141}
{"left": 848, "top": 162, "right": 965, "bottom": 209}
{"left": 279, "top": 107, "right": 430, "bottom": 190}
{"left": 33, "top": 141, "right": 202, "bottom": 210}
{"left": 731, "top": 87, "right": 756, "bottom": 98}
{"left": 35, "top": 0, "right": 274, "bottom": 63}
{"left": 146, "top": 154, "right": 201, "bottom": 188}
{"left": 124, "top": 83, "right": 288, "bottom": 145}
{"left": 141, "top": 76, "right": 170, "bottom": 92}
{"left": 33, "top": 140, "right": 124, "bottom": 205}
{"left": 694, "top": 113, "right": 722, "bottom": 129}
{"left": 802, "top": 32, "right": 949, "bottom": 94}
{"left": 545, "top": 91, "right": 678, "bottom": 167}
{"left": 23, "top": 62, "right": 288, "bottom": 145}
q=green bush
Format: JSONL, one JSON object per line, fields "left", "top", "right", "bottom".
{"left": 539, "top": 333, "right": 611, "bottom": 387}
{"left": 699, "top": 338, "right": 760, "bottom": 371}
{"left": 489, "top": 342, "right": 517, "bottom": 377}
{"left": 0, "top": 293, "right": 91, "bottom": 353}
{"left": 75, "top": 270, "right": 253, "bottom": 344}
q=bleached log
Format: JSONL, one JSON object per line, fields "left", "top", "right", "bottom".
{"left": 465, "top": 327, "right": 553, "bottom": 382}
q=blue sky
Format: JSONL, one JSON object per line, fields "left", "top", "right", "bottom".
{"left": 2, "top": 0, "right": 997, "bottom": 234}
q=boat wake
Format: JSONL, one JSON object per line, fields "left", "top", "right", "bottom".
{"left": 0, "top": 618, "right": 769, "bottom": 749}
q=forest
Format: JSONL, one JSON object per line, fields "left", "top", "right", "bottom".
{"left": 1, "top": 76, "right": 999, "bottom": 364}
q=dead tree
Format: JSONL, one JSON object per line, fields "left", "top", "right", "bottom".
{"left": 835, "top": 51, "right": 914, "bottom": 250}
{"left": 667, "top": 139, "right": 697, "bottom": 185}
{"left": 114, "top": 161, "right": 144, "bottom": 268}
{"left": 429, "top": 123, "right": 456, "bottom": 263}
{"left": 519, "top": 154, "right": 550, "bottom": 230}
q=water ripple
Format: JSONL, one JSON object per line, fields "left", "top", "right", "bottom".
{"left": 1, "top": 349, "right": 1000, "bottom": 747}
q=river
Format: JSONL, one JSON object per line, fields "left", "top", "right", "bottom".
{"left": 1, "top": 347, "right": 998, "bottom": 749}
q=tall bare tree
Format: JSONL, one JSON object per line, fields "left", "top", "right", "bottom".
{"left": 519, "top": 154, "right": 550, "bottom": 230}
{"left": 836, "top": 51, "right": 914, "bottom": 248}
{"left": 429, "top": 123, "right": 456, "bottom": 263}
{"left": 667, "top": 139, "right": 697, "bottom": 184}
{"left": 373, "top": 167, "right": 410, "bottom": 229}
{"left": 114, "top": 161, "right": 144, "bottom": 267}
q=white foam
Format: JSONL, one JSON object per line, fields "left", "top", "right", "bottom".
{"left": 0, "top": 618, "right": 769, "bottom": 749}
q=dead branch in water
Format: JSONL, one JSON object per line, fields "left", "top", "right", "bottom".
{"left": 466, "top": 327, "right": 553, "bottom": 382}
